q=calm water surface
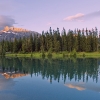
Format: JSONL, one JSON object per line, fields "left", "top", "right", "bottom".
{"left": 0, "top": 57, "right": 100, "bottom": 100}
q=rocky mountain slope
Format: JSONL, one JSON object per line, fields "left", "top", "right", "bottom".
{"left": 0, "top": 26, "right": 39, "bottom": 41}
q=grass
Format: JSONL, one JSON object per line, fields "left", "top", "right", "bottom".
{"left": 5, "top": 52, "right": 64, "bottom": 58}
{"left": 5, "top": 52, "right": 41, "bottom": 58}
{"left": 77, "top": 52, "right": 100, "bottom": 58}
{"left": 5, "top": 52, "right": 100, "bottom": 58}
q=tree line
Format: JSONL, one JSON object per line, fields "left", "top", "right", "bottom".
{"left": 0, "top": 27, "right": 99, "bottom": 55}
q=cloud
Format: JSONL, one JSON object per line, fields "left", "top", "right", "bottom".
{"left": 63, "top": 10, "right": 100, "bottom": 22}
{"left": 47, "top": 22, "right": 52, "bottom": 26}
{"left": 63, "top": 13, "right": 84, "bottom": 21}
{"left": 0, "top": 15, "right": 16, "bottom": 30}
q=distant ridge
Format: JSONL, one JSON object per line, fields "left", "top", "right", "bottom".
{"left": 0, "top": 26, "right": 39, "bottom": 41}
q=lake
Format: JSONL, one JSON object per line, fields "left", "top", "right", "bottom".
{"left": 0, "top": 57, "right": 100, "bottom": 100}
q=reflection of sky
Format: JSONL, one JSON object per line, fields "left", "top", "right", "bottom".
{"left": 0, "top": 74, "right": 28, "bottom": 100}
{"left": 0, "top": 93, "right": 17, "bottom": 100}
{"left": 0, "top": 72, "right": 100, "bottom": 100}
{"left": 0, "top": 74, "right": 15, "bottom": 90}
{"left": 0, "top": 74, "right": 19, "bottom": 100}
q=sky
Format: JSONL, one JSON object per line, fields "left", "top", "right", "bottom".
{"left": 0, "top": 0, "right": 100, "bottom": 33}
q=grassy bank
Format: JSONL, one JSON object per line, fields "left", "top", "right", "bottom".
{"left": 5, "top": 52, "right": 63, "bottom": 58}
{"left": 5, "top": 52, "right": 100, "bottom": 58}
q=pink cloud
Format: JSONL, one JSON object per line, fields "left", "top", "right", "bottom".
{"left": 63, "top": 13, "right": 84, "bottom": 21}
{"left": 47, "top": 22, "right": 52, "bottom": 26}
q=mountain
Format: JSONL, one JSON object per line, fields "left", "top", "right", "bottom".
{"left": 0, "top": 26, "right": 39, "bottom": 41}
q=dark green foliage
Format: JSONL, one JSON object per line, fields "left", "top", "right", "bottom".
{"left": 22, "top": 37, "right": 27, "bottom": 53}
{"left": 41, "top": 52, "right": 45, "bottom": 58}
{"left": 83, "top": 53, "right": 85, "bottom": 57}
{"left": 13, "top": 38, "right": 18, "bottom": 53}
{"left": 47, "top": 52, "right": 52, "bottom": 58}
{"left": 61, "top": 28, "right": 67, "bottom": 51}
{"left": 29, "top": 34, "right": 34, "bottom": 52}
{"left": 0, "top": 40, "right": 5, "bottom": 56}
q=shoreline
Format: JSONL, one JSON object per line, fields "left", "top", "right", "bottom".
{"left": 4, "top": 52, "right": 100, "bottom": 58}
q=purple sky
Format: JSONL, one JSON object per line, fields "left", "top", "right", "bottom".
{"left": 0, "top": 0, "right": 100, "bottom": 33}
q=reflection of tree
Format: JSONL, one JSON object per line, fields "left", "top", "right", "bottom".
{"left": 0, "top": 57, "right": 99, "bottom": 83}
{"left": 13, "top": 58, "right": 22, "bottom": 72}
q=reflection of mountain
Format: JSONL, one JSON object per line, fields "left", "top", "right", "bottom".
{"left": 2, "top": 73, "right": 28, "bottom": 79}
{"left": 0, "top": 57, "right": 99, "bottom": 83}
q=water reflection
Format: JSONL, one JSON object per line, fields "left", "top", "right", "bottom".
{"left": 65, "top": 82, "right": 100, "bottom": 92}
{"left": 2, "top": 73, "right": 28, "bottom": 79}
{"left": 0, "top": 57, "right": 99, "bottom": 83}
{"left": 65, "top": 83, "right": 86, "bottom": 91}
{"left": 0, "top": 74, "right": 15, "bottom": 90}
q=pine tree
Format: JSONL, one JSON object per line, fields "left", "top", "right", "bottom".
{"left": 29, "top": 34, "right": 33, "bottom": 52}
{"left": 22, "top": 37, "right": 26, "bottom": 53}
{"left": 61, "top": 28, "right": 67, "bottom": 51}
{"left": 13, "top": 38, "right": 18, "bottom": 53}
